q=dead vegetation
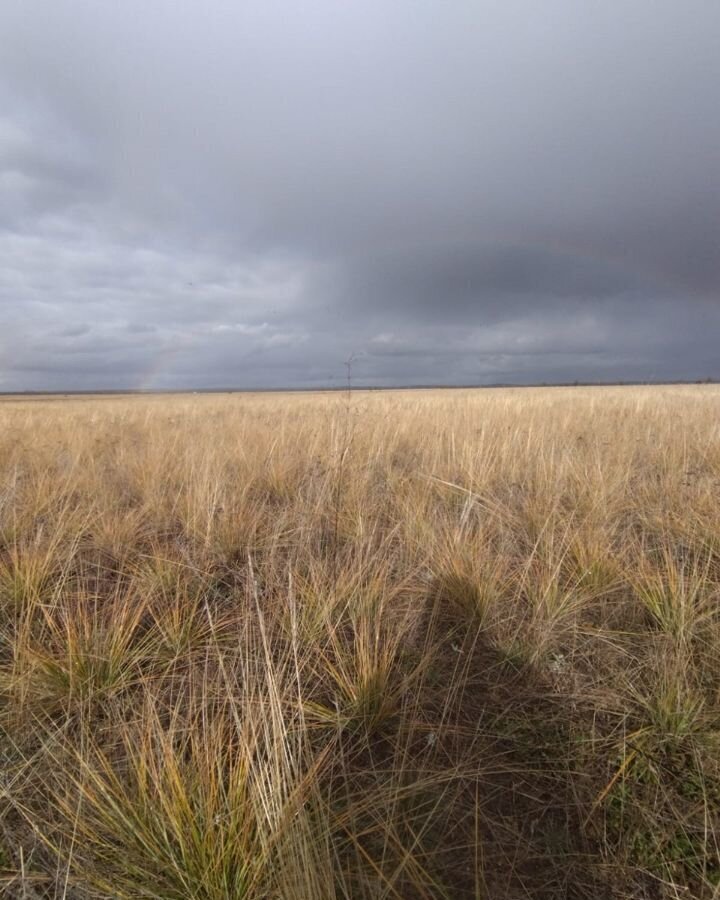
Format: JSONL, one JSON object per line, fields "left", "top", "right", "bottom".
{"left": 0, "top": 385, "right": 718, "bottom": 898}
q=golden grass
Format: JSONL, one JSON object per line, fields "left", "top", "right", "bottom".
{"left": 0, "top": 385, "right": 718, "bottom": 898}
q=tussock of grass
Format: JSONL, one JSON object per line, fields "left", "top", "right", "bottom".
{"left": 0, "top": 385, "right": 719, "bottom": 898}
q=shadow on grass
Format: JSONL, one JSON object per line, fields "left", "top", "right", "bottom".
{"left": 328, "top": 578, "right": 612, "bottom": 899}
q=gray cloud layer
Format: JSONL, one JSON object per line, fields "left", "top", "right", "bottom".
{"left": 1, "top": 1, "right": 719, "bottom": 390}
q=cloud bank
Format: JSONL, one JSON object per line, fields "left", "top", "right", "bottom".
{"left": 1, "top": 1, "right": 718, "bottom": 389}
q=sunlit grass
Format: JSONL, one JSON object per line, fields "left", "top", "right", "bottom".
{"left": 0, "top": 385, "right": 718, "bottom": 898}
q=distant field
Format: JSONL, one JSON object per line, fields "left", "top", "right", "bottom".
{"left": 1, "top": 386, "right": 719, "bottom": 898}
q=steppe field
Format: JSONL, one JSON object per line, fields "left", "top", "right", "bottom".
{"left": 1, "top": 385, "right": 719, "bottom": 899}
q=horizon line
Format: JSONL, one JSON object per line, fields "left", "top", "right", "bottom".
{"left": 1, "top": 377, "right": 717, "bottom": 397}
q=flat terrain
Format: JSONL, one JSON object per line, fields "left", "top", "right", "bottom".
{"left": 1, "top": 386, "right": 719, "bottom": 898}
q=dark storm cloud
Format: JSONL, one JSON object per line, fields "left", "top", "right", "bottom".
{"left": 329, "top": 241, "right": 657, "bottom": 326}
{"left": 0, "top": 0, "right": 718, "bottom": 390}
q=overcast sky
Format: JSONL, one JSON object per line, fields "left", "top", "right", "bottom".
{"left": 1, "top": 1, "right": 719, "bottom": 390}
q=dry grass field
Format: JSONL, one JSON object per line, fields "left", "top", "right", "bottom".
{"left": 0, "top": 386, "right": 718, "bottom": 899}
